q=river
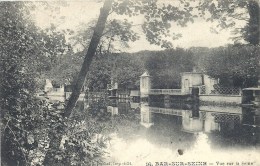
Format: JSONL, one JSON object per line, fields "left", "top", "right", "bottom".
{"left": 83, "top": 98, "right": 260, "bottom": 166}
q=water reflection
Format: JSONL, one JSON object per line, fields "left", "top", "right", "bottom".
{"left": 87, "top": 98, "right": 260, "bottom": 164}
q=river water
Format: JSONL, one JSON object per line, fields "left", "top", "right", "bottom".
{"left": 85, "top": 99, "right": 260, "bottom": 166}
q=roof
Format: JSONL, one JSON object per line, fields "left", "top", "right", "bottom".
{"left": 45, "top": 79, "right": 53, "bottom": 87}
{"left": 140, "top": 71, "right": 150, "bottom": 77}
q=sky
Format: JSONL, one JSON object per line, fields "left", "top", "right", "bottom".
{"left": 32, "top": 0, "right": 247, "bottom": 53}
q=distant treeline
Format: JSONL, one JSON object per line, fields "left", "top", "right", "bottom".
{"left": 46, "top": 44, "right": 259, "bottom": 90}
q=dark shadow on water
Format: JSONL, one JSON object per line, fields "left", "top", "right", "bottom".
{"left": 86, "top": 97, "right": 260, "bottom": 152}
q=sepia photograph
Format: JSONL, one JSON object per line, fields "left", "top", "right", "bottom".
{"left": 1, "top": 0, "right": 260, "bottom": 165}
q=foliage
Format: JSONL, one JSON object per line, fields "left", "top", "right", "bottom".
{"left": 46, "top": 104, "right": 109, "bottom": 166}
{"left": 48, "top": 51, "right": 145, "bottom": 91}
{"left": 1, "top": 2, "right": 42, "bottom": 164}
{"left": 197, "top": 0, "right": 260, "bottom": 45}
{"left": 88, "top": 52, "right": 145, "bottom": 90}
{"left": 37, "top": 26, "right": 70, "bottom": 71}
{"left": 49, "top": 47, "right": 199, "bottom": 91}
{"left": 59, "top": 97, "right": 141, "bottom": 165}
{"left": 71, "top": 18, "right": 140, "bottom": 54}
{"left": 87, "top": 54, "right": 116, "bottom": 91}
{"left": 2, "top": 0, "right": 259, "bottom": 165}
{"left": 188, "top": 47, "right": 211, "bottom": 73}
{"left": 205, "top": 45, "right": 260, "bottom": 87}
{"left": 243, "top": 0, "right": 260, "bottom": 45}
{"left": 45, "top": 50, "right": 83, "bottom": 86}
{"left": 0, "top": 2, "right": 69, "bottom": 165}
{"left": 110, "top": 53, "right": 145, "bottom": 89}
{"left": 112, "top": 0, "right": 195, "bottom": 48}
{"left": 44, "top": 1, "right": 200, "bottom": 161}
{"left": 145, "top": 48, "right": 195, "bottom": 89}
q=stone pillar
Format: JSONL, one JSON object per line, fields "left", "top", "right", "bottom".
{"left": 140, "top": 72, "right": 151, "bottom": 98}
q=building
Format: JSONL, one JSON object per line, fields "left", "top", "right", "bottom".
{"left": 181, "top": 72, "right": 218, "bottom": 95}
{"left": 44, "top": 79, "right": 53, "bottom": 92}
{"left": 107, "top": 81, "right": 118, "bottom": 98}
{"left": 41, "top": 79, "right": 85, "bottom": 102}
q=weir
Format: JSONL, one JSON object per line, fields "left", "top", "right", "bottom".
{"left": 139, "top": 71, "right": 246, "bottom": 105}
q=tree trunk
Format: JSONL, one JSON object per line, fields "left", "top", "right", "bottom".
{"left": 257, "top": 0, "right": 260, "bottom": 87}
{"left": 246, "top": 0, "right": 260, "bottom": 45}
{"left": 258, "top": 0, "right": 260, "bottom": 46}
{"left": 43, "top": 0, "right": 113, "bottom": 165}
{"left": 247, "top": 1, "right": 260, "bottom": 87}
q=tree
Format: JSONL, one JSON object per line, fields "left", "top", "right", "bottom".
{"left": 110, "top": 53, "right": 145, "bottom": 89}
{"left": 244, "top": 0, "right": 260, "bottom": 45}
{"left": 87, "top": 53, "right": 145, "bottom": 91}
{"left": 46, "top": 51, "right": 144, "bottom": 92}
{"left": 197, "top": 0, "right": 260, "bottom": 45}
{"left": 196, "top": 0, "right": 260, "bottom": 87}
{"left": 188, "top": 47, "right": 211, "bottom": 73}
{"left": 43, "top": 0, "right": 197, "bottom": 164}
{"left": 0, "top": 2, "right": 45, "bottom": 165}
{"left": 43, "top": 0, "right": 113, "bottom": 164}
{"left": 205, "top": 45, "right": 260, "bottom": 88}
{"left": 0, "top": 2, "right": 70, "bottom": 165}
{"left": 45, "top": 49, "right": 82, "bottom": 86}
{"left": 87, "top": 53, "right": 115, "bottom": 91}
{"left": 145, "top": 48, "right": 194, "bottom": 89}
{"left": 70, "top": 19, "right": 140, "bottom": 54}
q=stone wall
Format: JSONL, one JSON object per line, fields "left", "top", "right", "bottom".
{"left": 199, "top": 95, "right": 242, "bottom": 105}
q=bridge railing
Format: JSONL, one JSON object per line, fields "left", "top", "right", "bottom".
{"left": 149, "top": 89, "right": 182, "bottom": 95}
{"left": 199, "top": 85, "right": 242, "bottom": 96}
